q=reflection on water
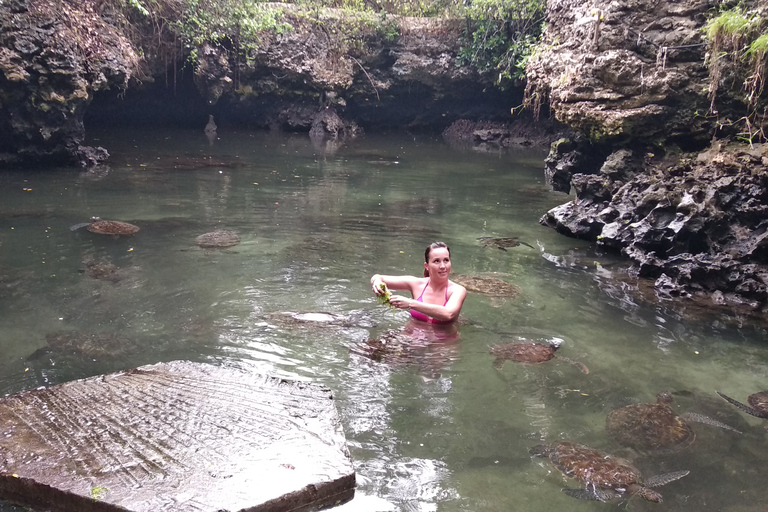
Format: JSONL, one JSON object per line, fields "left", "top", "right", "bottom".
{"left": 1, "top": 128, "right": 767, "bottom": 511}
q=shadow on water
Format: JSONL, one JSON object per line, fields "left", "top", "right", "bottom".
{"left": 1, "top": 128, "right": 767, "bottom": 511}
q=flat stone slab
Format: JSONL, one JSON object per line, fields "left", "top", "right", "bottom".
{"left": 0, "top": 360, "right": 355, "bottom": 511}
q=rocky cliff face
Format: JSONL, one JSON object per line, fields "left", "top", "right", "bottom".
{"left": 0, "top": 0, "right": 141, "bottom": 166}
{"left": 0, "top": 1, "right": 534, "bottom": 167}
{"left": 527, "top": 0, "right": 768, "bottom": 310}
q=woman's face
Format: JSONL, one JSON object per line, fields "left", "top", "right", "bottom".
{"left": 425, "top": 247, "right": 451, "bottom": 278}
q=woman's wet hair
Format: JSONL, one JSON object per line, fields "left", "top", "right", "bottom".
{"left": 424, "top": 241, "right": 450, "bottom": 277}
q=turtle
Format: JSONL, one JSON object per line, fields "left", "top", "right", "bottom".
{"left": 489, "top": 337, "right": 589, "bottom": 374}
{"left": 81, "top": 259, "right": 123, "bottom": 283}
{"left": 717, "top": 390, "right": 768, "bottom": 430}
{"left": 530, "top": 441, "right": 689, "bottom": 503}
{"left": 450, "top": 274, "right": 521, "bottom": 298}
{"left": 70, "top": 217, "right": 139, "bottom": 236}
{"left": 27, "top": 331, "right": 134, "bottom": 361}
{"left": 352, "top": 328, "right": 460, "bottom": 380}
{"left": 194, "top": 229, "right": 240, "bottom": 249}
{"left": 353, "top": 329, "right": 411, "bottom": 365}
{"left": 606, "top": 391, "right": 741, "bottom": 455}
{"left": 477, "top": 236, "right": 535, "bottom": 251}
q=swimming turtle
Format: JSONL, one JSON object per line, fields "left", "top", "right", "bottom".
{"left": 27, "top": 331, "right": 133, "bottom": 361}
{"left": 353, "top": 330, "right": 411, "bottom": 365}
{"left": 353, "top": 328, "right": 459, "bottom": 380}
{"left": 489, "top": 337, "right": 589, "bottom": 374}
{"left": 195, "top": 229, "right": 240, "bottom": 249}
{"left": 81, "top": 259, "right": 123, "bottom": 282}
{"left": 451, "top": 274, "right": 520, "bottom": 298}
{"left": 530, "top": 441, "right": 689, "bottom": 503}
{"left": 606, "top": 392, "right": 741, "bottom": 455}
{"left": 70, "top": 217, "right": 139, "bottom": 236}
{"left": 477, "top": 236, "right": 535, "bottom": 251}
{"left": 717, "top": 390, "right": 768, "bottom": 430}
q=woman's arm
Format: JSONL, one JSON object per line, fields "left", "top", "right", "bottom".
{"left": 370, "top": 274, "right": 423, "bottom": 295}
{"left": 390, "top": 284, "right": 467, "bottom": 322}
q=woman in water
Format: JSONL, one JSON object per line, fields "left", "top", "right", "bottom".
{"left": 370, "top": 242, "right": 467, "bottom": 324}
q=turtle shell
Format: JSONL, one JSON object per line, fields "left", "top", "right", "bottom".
{"left": 195, "top": 230, "right": 240, "bottom": 248}
{"left": 87, "top": 218, "right": 139, "bottom": 236}
{"left": 541, "top": 441, "right": 645, "bottom": 492}
{"left": 478, "top": 236, "right": 521, "bottom": 249}
{"left": 490, "top": 342, "right": 556, "bottom": 364}
{"left": 718, "top": 390, "right": 768, "bottom": 419}
{"left": 477, "top": 236, "right": 534, "bottom": 250}
{"left": 532, "top": 441, "right": 688, "bottom": 503}
{"left": 83, "top": 259, "right": 122, "bottom": 282}
{"left": 747, "top": 391, "right": 768, "bottom": 415}
{"left": 606, "top": 393, "right": 695, "bottom": 454}
{"left": 451, "top": 274, "right": 520, "bottom": 298}
{"left": 44, "top": 331, "right": 133, "bottom": 359}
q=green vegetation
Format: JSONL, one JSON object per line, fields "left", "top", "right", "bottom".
{"left": 377, "top": 283, "right": 396, "bottom": 315}
{"left": 703, "top": 3, "right": 767, "bottom": 143}
{"left": 180, "top": 1, "right": 293, "bottom": 45}
{"left": 457, "top": 0, "right": 546, "bottom": 87}
{"left": 109, "top": 0, "right": 542, "bottom": 91}
{"left": 122, "top": 0, "right": 151, "bottom": 16}
{"left": 90, "top": 485, "right": 109, "bottom": 501}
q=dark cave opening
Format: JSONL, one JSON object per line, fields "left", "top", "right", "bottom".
{"left": 84, "top": 67, "right": 212, "bottom": 132}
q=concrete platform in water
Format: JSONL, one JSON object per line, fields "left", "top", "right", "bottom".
{"left": 0, "top": 360, "right": 355, "bottom": 511}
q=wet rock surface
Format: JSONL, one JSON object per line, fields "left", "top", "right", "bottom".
{"left": 0, "top": 0, "right": 139, "bottom": 167}
{"left": 0, "top": 1, "right": 534, "bottom": 166}
{"left": 527, "top": 0, "right": 768, "bottom": 309}
{"left": 541, "top": 142, "right": 768, "bottom": 307}
{"left": 0, "top": 360, "right": 355, "bottom": 511}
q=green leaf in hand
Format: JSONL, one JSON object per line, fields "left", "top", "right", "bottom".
{"left": 377, "top": 283, "right": 396, "bottom": 315}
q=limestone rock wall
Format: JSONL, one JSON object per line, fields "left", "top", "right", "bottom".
{"left": 0, "top": 0, "right": 141, "bottom": 167}
{"left": 528, "top": 0, "right": 768, "bottom": 309}
{"left": 526, "top": 0, "right": 714, "bottom": 145}
{"left": 0, "top": 1, "right": 521, "bottom": 167}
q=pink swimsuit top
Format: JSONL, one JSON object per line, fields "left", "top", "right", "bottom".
{"left": 410, "top": 280, "right": 452, "bottom": 324}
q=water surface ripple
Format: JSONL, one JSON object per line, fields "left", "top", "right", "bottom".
{"left": 1, "top": 128, "right": 766, "bottom": 511}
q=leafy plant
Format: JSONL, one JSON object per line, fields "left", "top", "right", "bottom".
{"left": 703, "top": 2, "right": 767, "bottom": 143}
{"left": 457, "top": 0, "right": 545, "bottom": 87}
{"left": 123, "top": 0, "right": 150, "bottom": 16}
{"left": 377, "top": 283, "right": 396, "bottom": 316}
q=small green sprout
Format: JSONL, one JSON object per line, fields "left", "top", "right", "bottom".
{"left": 90, "top": 485, "right": 109, "bottom": 501}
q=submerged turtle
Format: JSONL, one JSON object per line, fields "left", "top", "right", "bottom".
{"left": 477, "top": 236, "right": 535, "bottom": 251}
{"left": 717, "top": 390, "right": 768, "bottom": 430}
{"left": 71, "top": 217, "right": 139, "bottom": 236}
{"left": 606, "top": 392, "right": 741, "bottom": 455}
{"left": 81, "top": 259, "right": 123, "bottom": 282}
{"left": 530, "top": 441, "right": 689, "bottom": 503}
{"left": 352, "top": 328, "right": 460, "bottom": 379}
{"left": 195, "top": 229, "right": 240, "bottom": 249}
{"left": 451, "top": 274, "right": 520, "bottom": 298}
{"left": 27, "top": 330, "right": 134, "bottom": 361}
{"left": 489, "top": 337, "right": 589, "bottom": 374}
{"left": 353, "top": 330, "right": 411, "bottom": 365}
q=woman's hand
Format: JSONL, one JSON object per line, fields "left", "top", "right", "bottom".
{"left": 388, "top": 294, "right": 412, "bottom": 310}
{"left": 371, "top": 274, "right": 385, "bottom": 295}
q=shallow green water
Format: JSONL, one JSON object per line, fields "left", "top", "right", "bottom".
{"left": 1, "top": 128, "right": 766, "bottom": 511}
